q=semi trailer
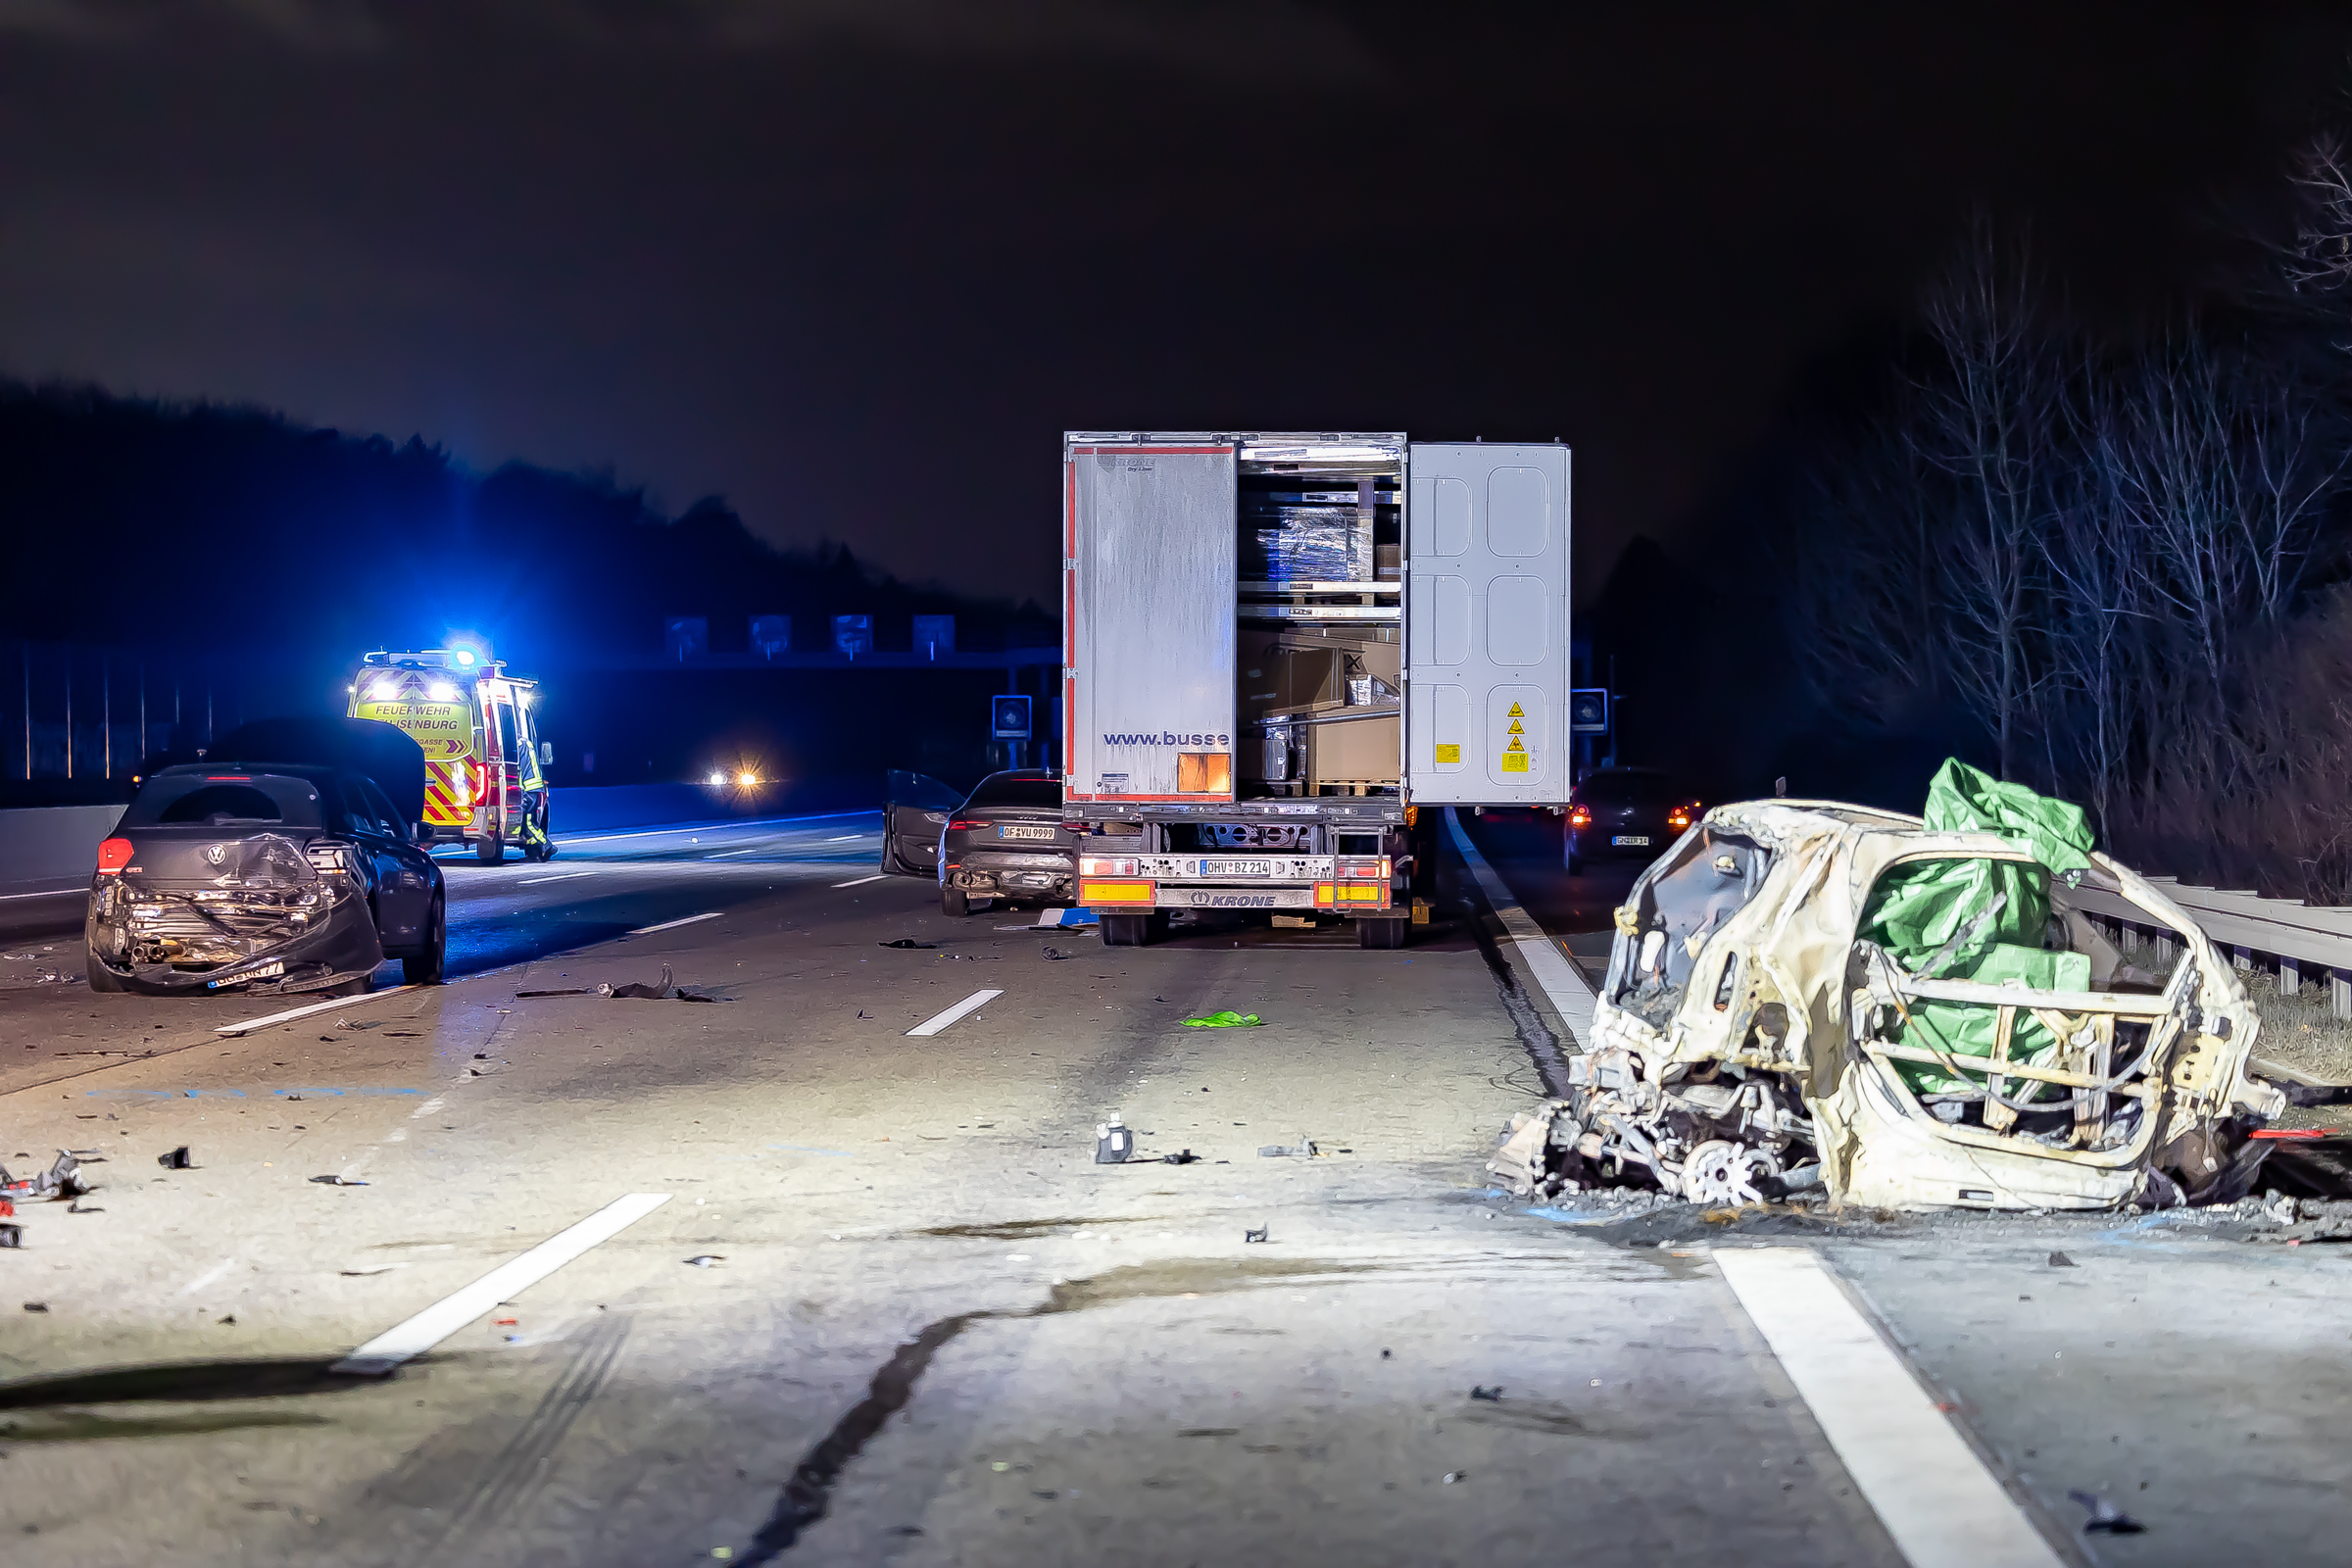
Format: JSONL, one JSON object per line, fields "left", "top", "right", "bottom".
{"left": 1062, "top": 431, "right": 1570, "bottom": 947}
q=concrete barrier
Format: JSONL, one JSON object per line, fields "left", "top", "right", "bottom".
{"left": 0, "top": 804, "right": 123, "bottom": 892}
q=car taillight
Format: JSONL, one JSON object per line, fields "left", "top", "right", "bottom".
{"left": 947, "top": 818, "right": 987, "bottom": 830}
{"left": 1080, "top": 856, "right": 1139, "bottom": 876}
{"left": 1569, "top": 806, "right": 1591, "bottom": 827}
{"left": 95, "top": 837, "right": 133, "bottom": 875}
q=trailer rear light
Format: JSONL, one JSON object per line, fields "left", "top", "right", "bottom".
{"left": 1080, "top": 879, "right": 1156, "bottom": 906}
{"left": 95, "top": 838, "right": 133, "bottom": 875}
{"left": 1335, "top": 856, "right": 1391, "bottom": 879}
{"left": 1315, "top": 881, "right": 1391, "bottom": 907}
{"left": 1080, "top": 856, "right": 1140, "bottom": 877}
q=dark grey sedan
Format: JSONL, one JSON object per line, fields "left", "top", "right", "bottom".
{"left": 880, "top": 768, "right": 1076, "bottom": 917}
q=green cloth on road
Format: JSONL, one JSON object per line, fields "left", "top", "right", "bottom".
{"left": 1858, "top": 759, "right": 2097, "bottom": 1099}
{"left": 1181, "top": 1011, "right": 1261, "bottom": 1028}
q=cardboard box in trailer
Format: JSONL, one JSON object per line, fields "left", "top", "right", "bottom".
{"left": 1061, "top": 431, "right": 1569, "bottom": 948}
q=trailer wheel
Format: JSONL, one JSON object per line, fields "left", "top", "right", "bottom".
{"left": 1102, "top": 911, "right": 1159, "bottom": 948}
{"left": 941, "top": 887, "right": 969, "bottom": 917}
{"left": 1357, "top": 916, "right": 1408, "bottom": 950}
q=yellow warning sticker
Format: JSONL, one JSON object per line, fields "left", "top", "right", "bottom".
{"left": 1504, "top": 737, "right": 1526, "bottom": 753}
{"left": 1506, "top": 719, "right": 1525, "bottom": 736}
{"left": 1502, "top": 754, "right": 1529, "bottom": 772}
{"left": 1435, "top": 743, "right": 1461, "bottom": 765}
{"left": 1507, "top": 702, "right": 1525, "bottom": 717}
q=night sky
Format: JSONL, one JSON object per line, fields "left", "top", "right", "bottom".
{"left": 1, "top": 2, "right": 2343, "bottom": 606}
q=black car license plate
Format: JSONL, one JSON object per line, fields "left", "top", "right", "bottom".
{"left": 998, "top": 824, "right": 1056, "bottom": 842}
{"left": 1611, "top": 834, "right": 1651, "bottom": 847}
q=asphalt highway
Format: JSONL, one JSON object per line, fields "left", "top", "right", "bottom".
{"left": 0, "top": 810, "right": 2342, "bottom": 1567}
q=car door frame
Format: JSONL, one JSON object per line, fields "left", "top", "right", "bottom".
{"left": 882, "top": 770, "right": 963, "bottom": 877}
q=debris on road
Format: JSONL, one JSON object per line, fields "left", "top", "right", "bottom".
{"left": 1258, "top": 1139, "right": 1317, "bottom": 1158}
{"left": 878, "top": 939, "right": 936, "bottom": 951}
{"left": 685, "top": 1254, "right": 725, "bottom": 1267}
{"left": 608, "top": 964, "right": 675, "bottom": 998}
{"left": 1244, "top": 1226, "right": 1269, "bottom": 1244}
{"left": 2068, "top": 1490, "right": 2147, "bottom": 1535}
{"left": 1470, "top": 1385, "right": 1503, "bottom": 1401}
{"left": 1161, "top": 1150, "right": 1200, "bottom": 1164}
{"left": 1182, "top": 1011, "right": 1260, "bottom": 1028}
{"left": 573, "top": 963, "right": 728, "bottom": 1002}
{"left": 23, "top": 1300, "right": 48, "bottom": 1311}
{"left": 0, "top": 1225, "right": 19, "bottom": 1249}
{"left": 515, "top": 987, "right": 595, "bottom": 998}
{"left": 2048, "top": 1250, "right": 2077, "bottom": 1267}
{"left": 1442, "top": 1471, "right": 1465, "bottom": 1484}
{"left": 1490, "top": 761, "right": 2292, "bottom": 1212}
{"left": 155, "top": 1146, "right": 193, "bottom": 1171}
{"left": 1095, "top": 1116, "right": 1134, "bottom": 1163}
{"left": 309, "top": 1174, "right": 368, "bottom": 1186}
{"left": 3, "top": 1152, "right": 93, "bottom": 1201}
{"left": 1040, "top": 947, "right": 1077, "bottom": 960}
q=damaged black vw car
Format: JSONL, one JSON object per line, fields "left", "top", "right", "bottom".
{"left": 84, "top": 718, "right": 446, "bottom": 996}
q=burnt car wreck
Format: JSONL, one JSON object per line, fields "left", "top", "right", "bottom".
{"left": 1492, "top": 760, "right": 2289, "bottom": 1211}
{"left": 85, "top": 718, "right": 446, "bottom": 997}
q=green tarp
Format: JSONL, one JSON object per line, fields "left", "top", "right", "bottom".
{"left": 1856, "top": 759, "right": 2096, "bottom": 1099}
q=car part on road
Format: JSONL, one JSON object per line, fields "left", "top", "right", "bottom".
{"left": 156, "top": 1147, "right": 192, "bottom": 1170}
{"left": 1162, "top": 1149, "right": 1200, "bottom": 1164}
{"left": 1490, "top": 760, "right": 2292, "bottom": 1212}
{"left": 1, "top": 1152, "right": 92, "bottom": 1201}
{"left": 310, "top": 1174, "right": 368, "bottom": 1186}
{"left": 1094, "top": 1116, "right": 1133, "bottom": 1163}
{"left": 607, "top": 964, "right": 674, "bottom": 998}
{"left": 685, "top": 1254, "right": 724, "bottom": 1267}
{"left": 1182, "top": 1010, "right": 1260, "bottom": 1028}
{"left": 1243, "top": 1226, "right": 1269, "bottom": 1243}
{"left": 877, "top": 939, "right": 936, "bottom": 950}
{"left": 2068, "top": 1491, "right": 2146, "bottom": 1535}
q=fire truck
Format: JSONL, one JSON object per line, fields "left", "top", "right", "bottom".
{"left": 347, "top": 649, "right": 555, "bottom": 863}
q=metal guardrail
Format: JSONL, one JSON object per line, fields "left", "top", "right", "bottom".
{"left": 2066, "top": 876, "right": 2352, "bottom": 1020}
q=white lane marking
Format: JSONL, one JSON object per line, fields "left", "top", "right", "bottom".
{"left": 707, "top": 846, "right": 766, "bottom": 858}
{"left": 1444, "top": 808, "right": 1596, "bottom": 1046}
{"left": 832, "top": 874, "right": 889, "bottom": 888}
{"left": 550, "top": 811, "right": 869, "bottom": 847}
{"left": 517, "top": 871, "right": 595, "bottom": 885}
{"left": 0, "top": 887, "right": 83, "bottom": 901}
{"left": 216, "top": 985, "right": 417, "bottom": 1037}
{"left": 627, "top": 911, "right": 721, "bottom": 935}
{"left": 826, "top": 835, "right": 866, "bottom": 842}
{"left": 331, "top": 1193, "right": 671, "bottom": 1376}
{"left": 1714, "top": 1249, "right": 2064, "bottom": 1568}
{"left": 175, "top": 1257, "right": 237, "bottom": 1298}
{"left": 907, "top": 988, "right": 1003, "bottom": 1037}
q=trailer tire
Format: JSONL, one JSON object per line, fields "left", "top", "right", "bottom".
{"left": 1357, "top": 916, "right": 1408, "bottom": 950}
{"left": 941, "top": 887, "right": 969, "bottom": 917}
{"left": 1101, "top": 911, "right": 1158, "bottom": 948}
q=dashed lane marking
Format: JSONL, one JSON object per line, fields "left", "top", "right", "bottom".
{"left": 626, "top": 912, "right": 722, "bottom": 935}
{"left": 215, "top": 985, "right": 418, "bottom": 1038}
{"left": 517, "top": 871, "right": 596, "bottom": 885}
{"left": 1713, "top": 1248, "right": 2065, "bottom": 1568}
{"left": 832, "top": 874, "right": 889, "bottom": 888}
{"left": 332, "top": 1193, "right": 672, "bottom": 1376}
{"left": 907, "top": 989, "right": 1003, "bottom": 1037}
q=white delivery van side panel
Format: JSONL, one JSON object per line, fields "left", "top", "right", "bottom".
{"left": 1065, "top": 439, "right": 1239, "bottom": 804}
{"left": 1403, "top": 443, "right": 1570, "bottom": 805}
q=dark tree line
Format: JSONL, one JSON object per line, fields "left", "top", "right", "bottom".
{"left": 1791, "top": 122, "right": 2352, "bottom": 902}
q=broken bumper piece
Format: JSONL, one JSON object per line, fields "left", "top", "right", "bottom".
{"left": 1493, "top": 760, "right": 2287, "bottom": 1213}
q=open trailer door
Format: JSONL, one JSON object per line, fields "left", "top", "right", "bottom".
{"left": 1404, "top": 443, "right": 1570, "bottom": 806}
{"left": 1063, "top": 434, "right": 1239, "bottom": 806}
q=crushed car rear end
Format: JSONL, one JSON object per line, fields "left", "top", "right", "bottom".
{"left": 85, "top": 769, "right": 384, "bottom": 996}
{"left": 1493, "top": 760, "right": 2285, "bottom": 1211}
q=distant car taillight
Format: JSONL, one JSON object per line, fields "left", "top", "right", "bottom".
{"left": 1568, "top": 806, "right": 1591, "bottom": 828}
{"left": 95, "top": 837, "right": 133, "bottom": 875}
